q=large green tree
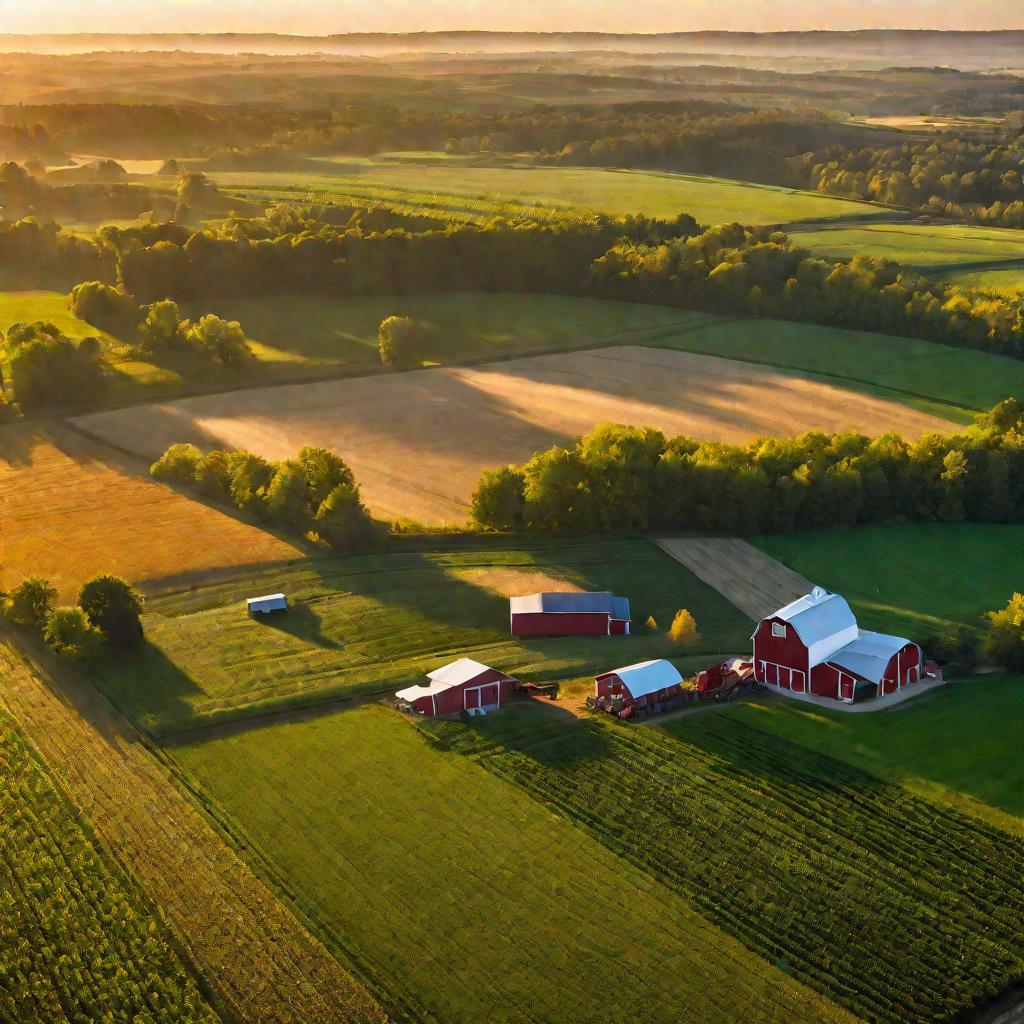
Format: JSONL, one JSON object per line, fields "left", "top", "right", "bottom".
{"left": 4, "top": 577, "right": 57, "bottom": 629}
{"left": 78, "top": 574, "right": 145, "bottom": 649}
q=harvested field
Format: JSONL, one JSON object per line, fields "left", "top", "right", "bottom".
{"left": 0, "top": 633, "right": 389, "bottom": 1024}
{"left": 75, "top": 346, "right": 953, "bottom": 526}
{"left": 459, "top": 566, "right": 583, "bottom": 596}
{"left": 0, "top": 422, "right": 301, "bottom": 600}
{"left": 655, "top": 538, "right": 814, "bottom": 621}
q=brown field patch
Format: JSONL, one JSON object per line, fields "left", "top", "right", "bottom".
{"left": 0, "top": 422, "right": 300, "bottom": 600}
{"left": 74, "top": 346, "right": 954, "bottom": 526}
{"left": 459, "top": 566, "right": 583, "bottom": 597}
{"left": 654, "top": 537, "right": 815, "bottom": 622}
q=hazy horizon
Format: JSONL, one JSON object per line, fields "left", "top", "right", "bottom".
{"left": 1, "top": 0, "right": 1019, "bottom": 37}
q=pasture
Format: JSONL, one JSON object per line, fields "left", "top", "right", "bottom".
{"left": 791, "top": 222, "right": 1024, "bottom": 276}
{"left": 726, "top": 674, "right": 1024, "bottom": 827}
{"left": 0, "top": 710, "right": 219, "bottom": 1024}
{"left": 74, "top": 345, "right": 953, "bottom": 526}
{"left": 0, "top": 422, "right": 300, "bottom": 600}
{"left": 212, "top": 165, "right": 889, "bottom": 226}
{"left": 91, "top": 538, "right": 752, "bottom": 736}
{"left": 173, "top": 705, "right": 850, "bottom": 1024}
{"left": 752, "top": 523, "right": 1024, "bottom": 640}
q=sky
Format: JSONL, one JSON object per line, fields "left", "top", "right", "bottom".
{"left": 0, "top": 0, "right": 1019, "bottom": 36}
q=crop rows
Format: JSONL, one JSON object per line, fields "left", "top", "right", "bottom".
{"left": 425, "top": 713, "right": 1024, "bottom": 1024}
{"left": 218, "top": 175, "right": 595, "bottom": 226}
{"left": 0, "top": 713, "right": 219, "bottom": 1024}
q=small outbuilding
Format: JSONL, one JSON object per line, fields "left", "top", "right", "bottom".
{"left": 247, "top": 593, "right": 288, "bottom": 615}
{"left": 396, "top": 658, "right": 517, "bottom": 717}
{"left": 594, "top": 659, "right": 684, "bottom": 711}
{"left": 510, "top": 591, "right": 631, "bottom": 637}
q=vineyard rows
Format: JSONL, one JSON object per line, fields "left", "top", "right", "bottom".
{"left": 425, "top": 712, "right": 1024, "bottom": 1024}
{"left": 0, "top": 714, "right": 219, "bottom": 1024}
{"left": 217, "top": 175, "right": 597, "bottom": 227}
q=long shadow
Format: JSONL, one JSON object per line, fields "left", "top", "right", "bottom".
{"left": 254, "top": 600, "right": 339, "bottom": 650}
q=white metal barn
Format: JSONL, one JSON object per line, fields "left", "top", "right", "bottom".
{"left": 247, "top": 593, "right": 288, "bottom": 615}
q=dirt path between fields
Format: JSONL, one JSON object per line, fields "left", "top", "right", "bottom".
{"left": 0, "top": 630, "right": 390, "bottom": 1024}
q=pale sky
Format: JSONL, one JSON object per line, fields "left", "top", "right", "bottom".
{"left": 0, "top": 0, "right": 1019, "bottom": 36}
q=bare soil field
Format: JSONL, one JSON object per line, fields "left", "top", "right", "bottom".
{"left": 0, "top": 632, "right": 388, "bottom": 1024}
{"left": 75, "top": 346, "right": 954, "bottom": 526}
{"left": 655, "top": 538, "right": 814, "bottom": 621}
{"left": 0, "top": 422, "right": 300, "bottom": 600}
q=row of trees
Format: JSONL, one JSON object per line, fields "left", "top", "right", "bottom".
{"left": 150, "top": 443, "right": 382, "bottom": 551}
{"left": 471, "top": 400, "right": 1024, "bottom": 536}
{"left": 2, "top": 574, "right": 144, "bottom": 660}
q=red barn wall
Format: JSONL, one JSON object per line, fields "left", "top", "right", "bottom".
{"left": 752, "top": 617, "right": 809, "bottom": 690}
{"left": 512, "top": 612, "right": 611, "bottom": 637}
{"left": 413, "top": 670, "right": 515, "bottom": 717}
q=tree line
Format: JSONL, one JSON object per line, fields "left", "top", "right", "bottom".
{"left": 150, "top": 443, "right": 382, "bottom": 551}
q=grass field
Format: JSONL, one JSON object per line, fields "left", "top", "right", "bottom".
{"left": 0, "top": 421, "right": 301, "bottom": 600}
{"left": 172, "top": 705, "right": 852, "bottom": 1024}
{"left": 753, "top": 523, "right": 1024, "bottom": 639}
{"left": 791, "top": 222, "right": 1024, "bottom": 276}
{"left": 0, "top": 709, "right": 220, "bottom": 1024}
{"left": 0, "top": 636, "right": 388, "bottom": 1024}
{"left": 91, "top": 538, "right": 752, "bottom": 735}
{"left": 212, "top": 165, "right": 890, "bottom": 226}
{"left": 725, "top": 674, "right": 1024, "bottom": 827}
{"left": 74, "top": 345, "right": 952, "bottom": 525}
{"left": 929, "top": 263, "right": 1024, "bottom": 293}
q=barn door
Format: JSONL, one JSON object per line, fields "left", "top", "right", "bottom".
{"left": 464, "top": 688, "right": 480, "bottom": 710}
{"left": 479, "top": 684, "right": 499, "bottom": 709}
{"left": 790, "top": 669, "right": 806, "bottom": 693}
{"left": 839, "top": 675, "right": 855, "bottom": 701}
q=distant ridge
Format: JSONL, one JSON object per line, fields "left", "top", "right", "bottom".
{"left": 1, "top": 29, "right": 1022, "bottom": 62}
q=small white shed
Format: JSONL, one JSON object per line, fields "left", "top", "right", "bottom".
{"left": 247, "top": 593, "right": 288, "bottom": 615}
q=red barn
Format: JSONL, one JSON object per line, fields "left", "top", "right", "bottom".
{"left": 395, "top": 658, "right": 516, "bottom": 717}
{"left": 510, "top": 592, "right": 631, "bottom": 637}
{"left": 752, "top": 587, "right": 922, "bottom": 704}
{"left": 594, "top": 659, "right": 684, "bottom": 711}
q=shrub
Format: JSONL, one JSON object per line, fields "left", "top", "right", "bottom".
{"left": 78, "top": 574, "right": 144, "bottom": 649}
{"left": 150, "top": 442, "right": 202, "bottom": 486}
{"left": 6, "top": 326, "right": 107, "bottom": 411}
{"left": 4, "top": 576, "right": 57, "bottom": 629}
{"left": 187, "top": 314, "right": 252, "bottom": 367}
{"left": 668, "top": 609, "right": 701, "bottom": 648}
{"left": 44, "top": 606, "right": 104, "bottom": 660}
{"left": 378, "top": 315, "right": 419, "bottom": 366}
{"left": 68, "top": 280, "right": 142, "bottom": 335}
{"left": 471, "top": 466, "right": 526, "bottom": 530}
{"left": 984, "top": 593, "right": 1024, "bottom": 671}
{"left": 138, "top": 299, "right": 187, "bottom": 353}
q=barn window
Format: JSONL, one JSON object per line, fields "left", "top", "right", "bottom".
{"left": 771, "top": 622, "right": 787, "bottom": 638}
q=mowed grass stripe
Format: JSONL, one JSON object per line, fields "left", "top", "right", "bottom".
{"left": 173, "top": 705, "right": 854, "bottom": 1024}
{"left": 0, "top": 636, "right": 389, "bottom": 1024}
{"left": 424, "top": 707, "right": 1024, "bottom": 1024}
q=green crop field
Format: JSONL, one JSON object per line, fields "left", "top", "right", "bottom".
{"left": 929, "top": 264, "right": 1024, "bottom": 293}
{"left": 423, "top": 706, "right": 1024, "bottom": 1024}
{"left": 0, "top": 711, "right": 219, "bottom": 1024}
{"left": 93, "top": 538, "right": 752, "bottom": 736}
{"left": 173, "top": 705, "right": 850, "bottom": 1024}
{"left": 791, "top": 222, "right": 1024, "bottom": 275}
{"left": 212, "top": 165, "right": 890, "bottom": 226}
{"left": 725, "top": 674, "right": 1024, "bottom": 827}
{"left": 753, "top": 523, "right": 1024, "bottom": 639}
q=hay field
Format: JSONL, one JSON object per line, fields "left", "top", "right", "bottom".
{"left": 213, "top": 165, "right": 886, "bottom": 226}
{"left": 0, "top": 422, "right": 300, "bottom": 600}
{"left": 654, "top": 538, "right": 814, "bottom": 622}
{"left": 75, "top": 346, "right": 954, "bottom": 526}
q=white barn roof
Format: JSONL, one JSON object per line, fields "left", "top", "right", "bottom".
{"left": 395, "top": 658, "right": 493, "bottom": 701}
{"left": 510, "top": 591, "right": 631, "bottom": 619}
{"left": 602, "top": 659, "right": 682, "bottom": 699}
{"left": 756, "top": 586, "right": 859, "bottom": 668}
{"left": 827, "top": 632, "right": 912, "bottom": 684}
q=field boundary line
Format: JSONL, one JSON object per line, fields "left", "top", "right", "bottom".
{"left": 0, "top": 627, "right": 395, "bottom": 1024}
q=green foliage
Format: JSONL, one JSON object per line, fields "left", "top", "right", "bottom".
{"left": 985, "top": 593, "right": 1024, "bottom": 671}
{"left": 265, "top": 461, "right": 312, "bottom": 531}
{"left": 475, "top": 401, "right": 1024, "bottom": 535}
{"left": 44, "top": 605, "right": 104, "bottom": 660}
{"left": 0, "top": 714, "right": 219, "bottom": 1023}
{"left": 5, "top": 322, "right": 107, "bottom": 411}
{"left": 187, "top": 313, "right": 252, "bottom": 366}
{"left": 922, "top": 625, "right": 980, "bottom": 668}
{"left": 314, "top": 482, "right": 380, "bottom": 552}
{"left": 427, "top": 711, "right": 1024, "bottom": 1024}
{"left": 138, "top": 298, "right": 187, "bottom": 353}
{"left": 297, "top": 446, "right": 354, "bottom": 506}
{"left": 78, "top": 573, "right": 144, "bottom": 649}
{"left": 226, "top": 450, "right": 276, "bottom": 515}
{"left": 67, "top": 279, "right": 141, "bottom": 334}
{"left": 377, "top": 314, "right": 419, "bottom": 366}
{"left": 150, "top": 441, "right": 203, "bottom": 486}
{"left": 471, "top": 465, "right": 526, "bottom": 530}
{"left": 3, "top": 576, "right": 57, "bottom": 629}
{"left": 177, "top": 171, "right": 214, "bottom": 206}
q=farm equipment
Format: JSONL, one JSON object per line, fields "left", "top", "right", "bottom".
{"left": 512, "top": 679, "right": 560, "bottom": 700}
{"left": 693, "top": 658, "right": 762, "bottom": 702}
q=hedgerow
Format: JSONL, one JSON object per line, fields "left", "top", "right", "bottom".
{"left": 423, "top": 712, "right": 1024, "bottom": 1023}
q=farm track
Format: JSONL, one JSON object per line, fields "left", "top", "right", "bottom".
{"left": 654, "top": 537, "right": 816, "bottom": 621}
{"left": 0, "top": 631, "right": 391, "bottom": 1024}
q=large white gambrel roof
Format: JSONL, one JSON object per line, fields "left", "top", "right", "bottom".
{"left": 396, "top": 658, "right": 494, "bottom": 701}
{"left": 754, "top": 586, "right": 859, "bottom": 668}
